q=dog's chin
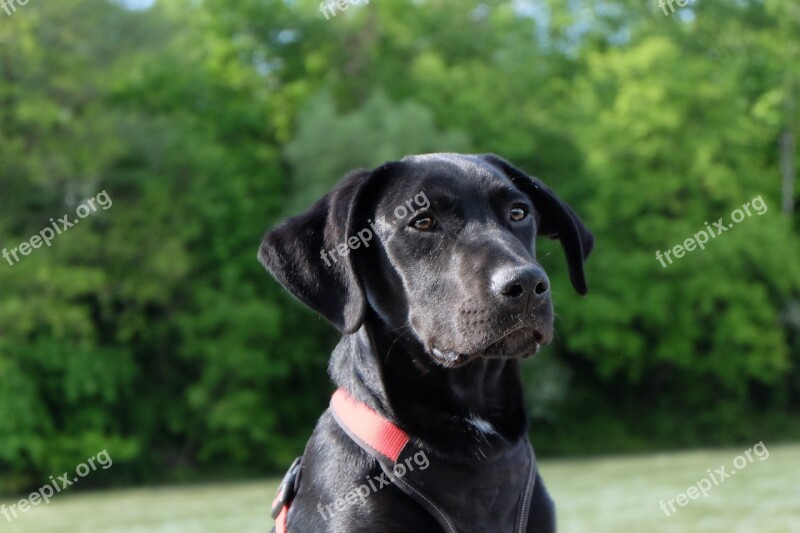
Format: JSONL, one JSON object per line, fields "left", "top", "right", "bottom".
{"left": 477, "top": 328, "right": 543, "bottom": 360}
{"left": 429, "top": 327, "right": 549, "bottom": 368}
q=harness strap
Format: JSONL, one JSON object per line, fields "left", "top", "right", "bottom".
{"left": 377, "top": 461, "right": 458, "bottom": 533}
{"left": 273, "top": 507, "right": 287, "bottom": 533}
{"left": 515, "top": 443, "right": 537, "bottom": 532}
{"left": 330, "top": 388, "right": 458, "bottom": 533}
{"left": 270, "top": 456, "right": 301, "bottom": 533}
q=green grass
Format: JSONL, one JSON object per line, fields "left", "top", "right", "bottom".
{"left": 3, "top": 444, "right": 799, "bottom": 532}
{"left": 542, "top": 443, "right": 800, "bottom": 533}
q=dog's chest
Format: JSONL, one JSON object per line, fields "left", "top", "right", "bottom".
{"left": 402, "top": 438, "right": 533, "bottom": 532}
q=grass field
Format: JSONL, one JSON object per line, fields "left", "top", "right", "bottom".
{"left": 3, "top": 443, "right": 799, "bottom": 532}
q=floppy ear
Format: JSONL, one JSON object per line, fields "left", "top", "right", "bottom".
{"left": 479, "top": 154, "right": 594, "bottom": 295}
{"left": 258, "top": 170, "right": 372, "bottom": 333}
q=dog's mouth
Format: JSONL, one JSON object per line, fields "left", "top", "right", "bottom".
{"left": 430, "top": 348, "right": 470, "bottom": 366}
{"left": 478, "top": 327, "right": 545, "bottom": 359}
{"left": 429, "top": 326, "right": 548, "bottom": 367}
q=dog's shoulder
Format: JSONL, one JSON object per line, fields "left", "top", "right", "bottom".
{"left": 285, "top": 411, "right": 442, "bottom": 532}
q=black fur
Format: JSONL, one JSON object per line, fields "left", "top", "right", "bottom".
{"left": 259, "top": 153, "right": 593, "bottom": 532}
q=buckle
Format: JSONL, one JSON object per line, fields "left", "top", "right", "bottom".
{"left": 270, "top": 457, "right": 302, "bottom": 519}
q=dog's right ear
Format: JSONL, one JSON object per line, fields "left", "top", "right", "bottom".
{"left": 258, "top": 170, "right": 371, "bottom": 334}
{"left": 479, "top": 153, "right": 594, "bottom": 295}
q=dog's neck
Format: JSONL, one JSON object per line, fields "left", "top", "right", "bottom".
{"left": 329, "top": 319, "right": 529, "bottom": 460}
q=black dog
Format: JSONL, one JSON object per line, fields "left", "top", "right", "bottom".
{"left": 260, "top": 153, "right": 593, "bottom": 533}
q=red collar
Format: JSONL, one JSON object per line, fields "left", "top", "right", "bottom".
{"left": 330, "top": 388, "right": 410, "bottom": 464}
{"left": 274, "top": 389, "right": 411, "bottom": 533}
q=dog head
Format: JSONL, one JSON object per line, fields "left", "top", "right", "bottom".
{"left": 259, "top": 153, "right": 593, "bottom": 367}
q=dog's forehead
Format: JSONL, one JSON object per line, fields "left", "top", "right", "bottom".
{"left": 376, "top": 153, "right": 518, "bottom": 209}
{"left": 400, "top": 153, "right": 497, "bottom": 182}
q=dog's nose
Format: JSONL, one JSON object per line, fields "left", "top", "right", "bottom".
{"left": 491, "top": 265, "right": 550, "bottom": 304}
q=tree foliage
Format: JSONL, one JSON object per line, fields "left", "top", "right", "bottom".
{"left": 0, "top": 0, "right": 798, "bottom": 490}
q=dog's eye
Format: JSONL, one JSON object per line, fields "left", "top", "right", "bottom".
{"left": 510, "top": 206, "right": 528, "bottom": 222}
{"left": 410, "top": 216, "right": 436, "bottom": 231}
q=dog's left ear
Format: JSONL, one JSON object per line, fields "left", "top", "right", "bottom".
{"left": 258, "top": 169, "right": 375, "bottom": 333}
{"left": 479, "top": 154, "right": 594, "bottom": 295}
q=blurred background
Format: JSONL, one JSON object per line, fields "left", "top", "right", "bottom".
{"left": 1, "top": 0, "right": 799, "bottom": 531}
